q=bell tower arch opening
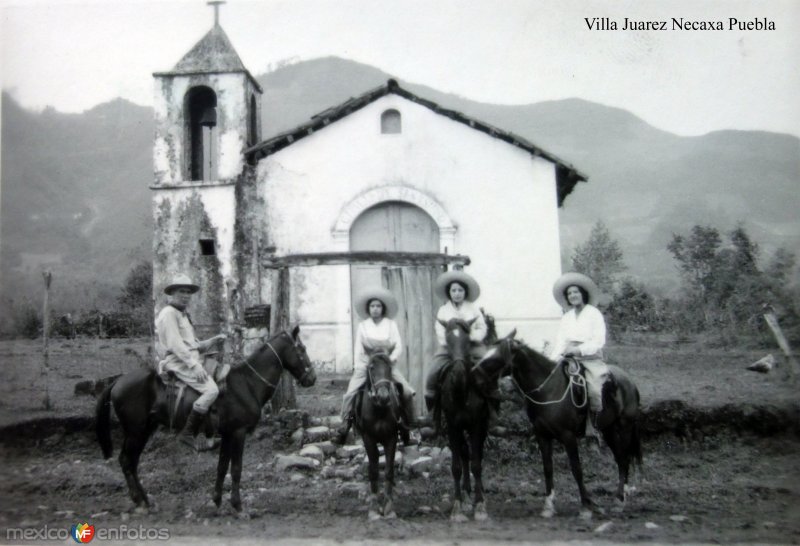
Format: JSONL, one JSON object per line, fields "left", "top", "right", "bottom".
{"left": 185, "top": 86, "right": 218, "bottom": 181}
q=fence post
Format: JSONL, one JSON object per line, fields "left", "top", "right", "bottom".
{"left": 269, "top": 267, "right": 296, "bottom": 411}
{"left": 42, "top": 270, "right": 52, "bottom": 410}
{"left": 762, "top": 304, "right": 799, "bottom": 383}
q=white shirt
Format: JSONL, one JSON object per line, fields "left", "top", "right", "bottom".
{"left": 548, "top": 304, "right": 606, "bottom": 360}
{"left": 354, "top": 317, "right": 402, "bottom": 366}
{"left": 435, "top": 300, "right": 487, "bottom": 347}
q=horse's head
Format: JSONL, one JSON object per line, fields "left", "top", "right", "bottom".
{"left": 273, "top": 325, "right": 317, "bottom": 387}
{"left": 438, "top": 317, "right": 476, "bottom": 363}
{"left": 366, "top": 353, "right": 395, "bottom": 408}
{"left": 472, "top": 329, "right": 517, "bottom": 393}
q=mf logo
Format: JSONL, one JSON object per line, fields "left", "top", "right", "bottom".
{"left": 70, "top": 523, "right": 95, "bottom": 543}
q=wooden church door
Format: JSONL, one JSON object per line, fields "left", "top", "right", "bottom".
{"left": 350, "top": 201, "right": 443, "bottom": 413}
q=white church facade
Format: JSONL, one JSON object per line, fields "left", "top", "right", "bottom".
{"left": 151, "top": 21, "right": 588, "bottom": 410}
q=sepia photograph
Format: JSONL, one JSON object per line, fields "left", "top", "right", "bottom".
{"left": 1, "top": 0, "right": 798, "bottom": 543}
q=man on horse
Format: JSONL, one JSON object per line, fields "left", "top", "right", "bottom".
{"left": 423, "top": 270, "right": 502, "bottom": 431}
{"left": 155, "top": 274, "right": 227, "bottom": 449}
{"left": 547, "top": 272, "right": 611, "bottom": 436}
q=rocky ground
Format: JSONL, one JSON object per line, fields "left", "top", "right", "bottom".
{"left": 0, "top": 337, "right": 799, "bottom": 543}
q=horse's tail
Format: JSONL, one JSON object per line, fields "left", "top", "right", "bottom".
{"left": 95, "top": 377, "right": 118, "bottom": 460}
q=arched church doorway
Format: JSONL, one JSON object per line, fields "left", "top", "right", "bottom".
{"left": 350, "top": 201, "right": 445, "bottom": 413}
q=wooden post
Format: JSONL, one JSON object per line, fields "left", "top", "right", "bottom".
{"left": 269, "top": 267, "right": 296, "bottom": 411}
{"left": 763, "top": 305, "right": 800, "bottom": 382}
{"left": 42, "top": 270, "right": 52, "bottom": 410}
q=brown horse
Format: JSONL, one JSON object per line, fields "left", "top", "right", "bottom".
{"left": 354, "top": 353, "right": 403, "bottom": 520}
{"left": 435, "top": 317, "right": 497, "bottom": 522}
{"left": 96, "top": 326, "right": 316, "bottom": 513}
{"left": 486, "top": 331, "right": 642, "bottom": 519}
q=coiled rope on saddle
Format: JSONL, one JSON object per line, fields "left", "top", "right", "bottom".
{"left": 512, "top": 355, "right": 588, "bottom": 408}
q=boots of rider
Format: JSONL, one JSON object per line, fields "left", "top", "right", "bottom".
{"left": 177, "top": 408, "right": 206, "bottom": 447}
{"left": 334, "top": 413, "right": 353, "bottom": 445}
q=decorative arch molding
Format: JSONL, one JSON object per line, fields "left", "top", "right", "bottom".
{"left": 332, "top": 185, "right": 457, "bottom": 252}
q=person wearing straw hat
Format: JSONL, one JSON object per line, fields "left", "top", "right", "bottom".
{"left": 155, "top": 274, "right": 227, "bottom": 449}
{"left": 334, "top": 287, "right": 418, "bottom": 445}
{"left": 547, "top": 272, "right": 610, "bottom": 433}
{"left": 423, "top": 270, "right": 501, "bottom": 428}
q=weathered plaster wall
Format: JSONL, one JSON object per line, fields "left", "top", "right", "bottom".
{"left": 152, "top": 185, "right": 237, "bottom": 338}
{"left": 153, "top": 73, "right": 253, "bottom": 185}
{"left": 257, "top": 94, "right": 564, "bottom": 370}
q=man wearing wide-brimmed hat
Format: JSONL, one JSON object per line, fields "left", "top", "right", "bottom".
{"left": 334, "top": 286, "right": 418, "bottom": 445}
{"left": 547, "top": 272, "right": 610, "bottom": 428}
{"left": 155, "top": 274, "right": 227, "bottom": 449}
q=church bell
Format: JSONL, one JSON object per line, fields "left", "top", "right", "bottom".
{"left": 199, "top": 107, "right": 217, "bottom": 128}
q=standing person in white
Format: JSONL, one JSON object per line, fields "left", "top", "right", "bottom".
{"left": 547, "top": 272, "right": 610, "bottom": 430}
{"left": 155, "top": 274, "right": 226, "bottom": 448}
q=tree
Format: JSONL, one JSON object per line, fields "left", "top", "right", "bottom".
{"left": 667, "top": 225, "right": 722, "bottom": 302}
{"left": 117, "top": 261, "right": 153, "bottom": 336}
{"left": 571, "top": 221, "right": 626, "bottom": 292}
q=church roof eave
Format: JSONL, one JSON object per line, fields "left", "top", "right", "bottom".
{"left": 244, "top": 79, "right": 588, "bottom": 206}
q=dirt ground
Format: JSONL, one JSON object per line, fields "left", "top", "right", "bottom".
{"left": 0, "top": 336, "right": 799, "bottom": 544}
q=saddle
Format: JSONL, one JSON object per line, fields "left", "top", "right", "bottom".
{"left": 155, "top": 358, "right": 230, "bottom": 431}
{"left": 562, "top": 356, "right": 622, "bottom": 428}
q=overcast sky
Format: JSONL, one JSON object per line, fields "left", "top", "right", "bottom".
{"left": 1, "top": 0, "right": 798, "bottom": 137}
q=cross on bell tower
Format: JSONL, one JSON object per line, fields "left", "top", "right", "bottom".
{"left": 208, "top": 0, "right": 225, "bottom": 26}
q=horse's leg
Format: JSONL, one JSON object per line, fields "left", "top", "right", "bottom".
{"left": 363, "top": 435, "right": 381, "bottom": 521}
{"left": 228, "top": 428, "right": 247, "bottom": 514}
{"left": 563, "top": 435, "right": 593, "bottom": 520}
{"left": 447, "top": 426, "right": 468, "bottom": 523}
{"left": 213, "top": 433, "right": 233, "bottom": 508}
{"left": 537, "top": 436, "right": 557, "bottom": 518}
{"left": 471, "top": 427, "right": 489, "bottom": 522}
{"left": 382, "top": 435, "right": 398, "bottom": 519}
{"left": 603, "top": 424, "right": 630, "bottom": 512}
{"left": 119, "top": 431, "right": 149, "bottom": 512}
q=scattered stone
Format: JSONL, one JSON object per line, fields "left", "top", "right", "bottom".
{"left": 121, "top": 513, "right": 130, "bottom": 522}
{"left": 408, "top": 456, "right": 434, "bottom": 475}
{"left": 402, "top": 445, "right": 422, "bottom": 463}
{"left": 763, "top": 521, "right": 777, "bottom": 528}
{"left": 336, "top": 445, "right": 365, "bottom": 459}
{"left": 334, "top": 467, "right": 358, "bottom": 480}
{"left": 274, "top": 454, "right": 320, "bottom": 471}
{"left": 308, "top": 440, "right": 337, "bottom": 456}
{"left": 645, "top": 522, "right": 660, "bottom": 529}
{"left": 320, "top": 466, "right": 336, "bottom": 479}
{"left": 670, "top": 515, "right": 688, "bottom": 523}
{"left": 337, "top": 482, "right": 363, "bottom": 495}
{"left": 90, "top": 511, "right": 109, "bottom": 519}
{"left": 594, "top": 521, "right": 613, "bottom": 533}
{"left": 305, "top": 426, "right": 331, "bottom": 443}
{"left": 290, "top": 473, "right": 305, "bottom": 482}
{"left": 419, "top": 446, "right": 432, "bottom": 456}
{"left": 417, "top": 505, "right": 432, "bottom": 514}
{"left": 275, "top": 409, "right": 308, "bottom": 430}
{"left": 440, "top": 447, "right": 451, "bottom": 461}
{"left": 747, "top": 354, "right": 775, "bottom": 374}
{"left": 299, "top": 445, "right": 325, "bottom": 463}
{"left": 290, "top": 428, "right": 304, "bottom": 447}
{"left": 54, "top": 510, "right": 75, "bottom": 518}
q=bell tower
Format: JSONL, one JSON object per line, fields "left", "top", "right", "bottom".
{"left": 150, "top": 2, "right": 263, "bottom": 337}
{"left": 152, "top": 1, "right": 262, "bottom": 185}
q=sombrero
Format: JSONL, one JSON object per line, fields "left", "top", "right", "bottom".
{"left": 354, "top": 287, "right": 399, "bottom": 319}
{"left": 434, "top": 270, "right": 481, "bottom": 302}
{"left": 552, "top": 272, "right": 599, "bottom": 307}
{"left": 164, "top": 274, "right": 200, "bottom": 295}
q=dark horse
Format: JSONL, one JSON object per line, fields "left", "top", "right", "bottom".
{"left": 488, "top": 332, "right": 642, "bottom": 519}
{"left": 436, "top": 317, "right": 497, "bottom": 522}
{"left": 354, "top": 353, "right": 403, "bottom": 521}
{"left": 96, "top": 326, "right": 316, "bottom": 513}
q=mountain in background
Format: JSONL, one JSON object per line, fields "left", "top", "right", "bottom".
{"left": 2, "top": 56, "right": 798, "bottom": 319}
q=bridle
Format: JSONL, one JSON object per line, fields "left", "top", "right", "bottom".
{"left": 244, "top": 330, "right": 314, "bottom": 388}
{"left": 366, "top": 356, "right": 397, "bottom": 404}
{"left": 502, "top": 338, "right": 588, "bottom": 408}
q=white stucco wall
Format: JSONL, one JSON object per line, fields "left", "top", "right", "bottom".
{"left": 257, "top": 94, "right": 565, "bottom": 370}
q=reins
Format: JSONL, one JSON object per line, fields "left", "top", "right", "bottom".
{"left": 505, "top": 342, "right": 588, "bottom": 408}
{"left": 243, "top": 340, "right": 283, "bottom": 389}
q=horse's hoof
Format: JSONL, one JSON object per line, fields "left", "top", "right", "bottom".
{"left": 579, "top": 508, "right": 593, "bottom": 521}
{"left": 450, "top": 510, "right": 469, "bottom": 523}
{"left": 474, "top": 509, "right": 489, "bottom": 522}
{"left": 541, "top": 508, "right": 556, "bottom": 519}
{"left": 231, "top": 501, "right": 242, "bottom": 513}
{"left": 384, "top": 511, "right": 397, "bottom": 520}
{"left": 368, "top": 510, "right": 381, "bottom": 522}
{"left": 237, "top": 511, "right": 250, "bottom": 521}
{"left": 212, "top": 496, "right": 222, "bottom": 508}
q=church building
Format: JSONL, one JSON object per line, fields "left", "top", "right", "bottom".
{"left": 151, "top": 17, "right": 587, "bottom": 411}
